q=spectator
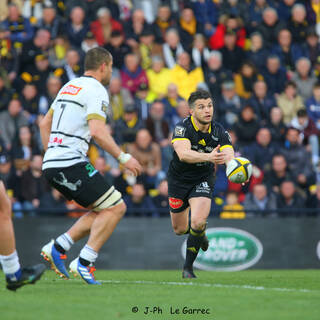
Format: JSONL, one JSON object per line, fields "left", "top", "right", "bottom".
{"left": 277, "top": 0, "right": 296, "bottom": 22}
{"left": 170, "top": 51, "right": 205, "bottom": 100}
{"left": 19, "top": 54, "right": 52, "bottom": 95}
{"left": 121, "top": 53, "right": 148, "bottom": 97}
{"left": 305, "top": 82, "right": 320, "bottom": 130}
{"left": 280, "top": 127, "right": 315, "bottom": 189}
{"left": 292, "top": 57, "right": 317, "bottom": 100}
{"left": 134, "top": 82, "right": 151, "bottom": 121}
{"left": 244, "top": 183, "right": 277, "bottom": 217}
{"left": 305, "top": 0, "right": 320, "bottom": 29}
{"left": 246, "top": 31, "right": 269, "bottom": 73}
{"left": 138, "top": 26, "right": 162, "bottom": 70}
{"left": 162, "top": 28, "right": 185, "bottom": 69}
{"left": 65, "top": 6, "right": 89, "bottom": 48}
{"left": 277, "top": 81, "right": 305, "bottom": 125}
{"left": 306, "top": 184, "right": 320, "bottom": 216}
{"left": 161, "top": 83, "right": 184, "bottom": 122}
{"left": 262, "top": 55, "right": 287, "bottom": 95}
{"left": 81, "top": 31, "right": 98, "bottom": 53}
{"left": 105, "top": 30, "right": 132, "bottom": 70}
{"left": 220, "top": 191, "right": 245, "bottom": 219}
{"left": 2, "top": 3, "right": 34, "bottom": 46}
{"left": 233, "top": 105, "right": 260, "bottom": 146}
{"left": 170, "top": 99, "right": 190, "bottom": 129}
{"left": 247, "top": 80, "right": 276, "bottom": 121}
{"left": 127, "top": 128, "right": 163, "bottom": 189}
{"left": 244, "top": 127, "right": 278, "bottom": 172}
{"left": 152, "top": 3, "right": 177, "bottom": 42}
{"left": 266, "top": 107, "right": 287, "bottom": 144}
{"left": 287, "top": 4, "right": 309, "bottom": 45}
{"left": 48, "top": 35, "right": 68, "bottom": 69}
{"left": 114, "top": 104, "right": 144, "bottom": 145}
{"left": 234, "top": 62, "right": 264, "bottom": 100}
{"left": 0, "top": 25, "right": 19, "bottom": 85}
{"left": 145, "top": 100, "right": 171, "bottom": 171}
{"left": 216, "top": 81, "right": 244, "bottom": 129}
{"left": 108, "top": 76, "right": 133, "bottom": 122}
{"left": 291, "top": 109, "right": 319, "bottom": 167}
{"left": 38, "top": 76, "right": 62, "bottom": 115}
{"left": 220, "top": 29, "right": 245, "bottom": 73}
{"left": 20, "top": 83, "right": 39, "bottom": 122}
{"left": 191, "top": 33, "right": 210, "bottom": 71}
{"left": 209, "top": 14, "right": 246, "bottom": 50}
{"left": 146, "top": 56, "right": 171, "bottom": 102}
{"left": 11, "top": 125, "right": 40, "bottom": 165}
{"left": 271, "top": 28, "right": 305, "bottom": 72}
{"left": 93, "top": 156, "right": 114, "bottom": 186}
{"left": 124, "top": 183, "right": 157, "bottom": 217}
{"left": 0, "top": 77, "right": 13, "bottom": 113}
{"left": 257, "top": 7, "right": 286, "bottom": 49}
{"left": 90, "top": 7, "right": 123, "bottom": 47}
{"left": 264, "top": 154, "right": 296, "bottom": 194}
{"left": 219, "top": 0, "right": 249, "bottom": 23}
{"left": 177, "top": 6, "right": 203, "bottom": 51}
{"left": 276, "top": 180, "right": 305, "bottom": 217}
{"left": 204, "top": 50, "right": 232, "bottom": 100}
{"left": 305, "top": 28, "right": 320, "bottom": 67}
{"left": 20, "top": 29, "right": 51, "bottom": 73}
{"left": 0, "top": 98, "right": 28, "bottom": 150}
{"left": 124, "top": 9, "right": 151, "bottom": 51}
{"left": 248, "top": 0, "right": 270, "bottom": 31}
{"left": 36, "top": 3, "right": 64, "bottom": 40}
{"left": 56, "top": 49, "right": 83, "bottom": 85}
{"left": 18, "top": 155, "right": 48, "bottom": 216}
{"left": 152, "top": 179, "right": 169, "bottom": 217}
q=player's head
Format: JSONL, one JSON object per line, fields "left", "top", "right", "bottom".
{"left": 84, "top": 47, "right": 113, "bottom": 85}
{"left": 188, "top": 90, "right": 213, "bottom": 125}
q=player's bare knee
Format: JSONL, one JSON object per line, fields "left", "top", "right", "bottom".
{"left": 172, "top": 225, "right": 188, "bottom": 235}
{"left": 191, "top": 220, "right": 206, "bottom": 231}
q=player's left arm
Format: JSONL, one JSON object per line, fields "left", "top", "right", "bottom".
{"left": 39, "top": 109, "right": 53, "bottom": 152}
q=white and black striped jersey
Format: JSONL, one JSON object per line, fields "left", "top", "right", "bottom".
{"left": 42, "top": 76, "right": 109, "bottom": 170}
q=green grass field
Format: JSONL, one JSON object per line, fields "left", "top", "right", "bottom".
{"left": 1, "top": 270, "right": 320, "bottom": 320}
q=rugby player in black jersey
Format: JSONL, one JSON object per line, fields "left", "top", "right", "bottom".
{"left": 167, "top": 90, "right": 235, "bottom": 278}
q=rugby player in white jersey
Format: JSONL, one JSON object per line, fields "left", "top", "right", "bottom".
{"left": 40, "top": 47, "right": 142, "bottom": 284}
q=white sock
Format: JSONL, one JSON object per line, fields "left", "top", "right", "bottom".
{"left": 56, "top": 233, "right": 74, "bottom": 252}
{"left": 79, "top": 245, "right": 98, "bottom": 264}
{"left": 0, "top": 250, "right": 21, "bottom": 275}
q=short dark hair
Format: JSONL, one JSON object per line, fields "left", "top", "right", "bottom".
{"left": 188, "top": 90, "right": 212, "bottom": 109}
{"left": 297, "top": 109, "right": 307, "bottom": 117}
{"left": 84, "top": 47, "right": 112, "bottom": 71}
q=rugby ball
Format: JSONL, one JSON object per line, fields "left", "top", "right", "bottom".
{"left": 226, "top": 157, "right": 252, "bottom": 183}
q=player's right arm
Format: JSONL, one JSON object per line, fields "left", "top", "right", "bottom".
{"left": 88, "top": 119, "right": 142, "bottom": 176}
{"left": 173, "top": 139, "right": 225, "bottom": 164}
{"left": 39, "top": 109, "right": 53, "bottom": 152}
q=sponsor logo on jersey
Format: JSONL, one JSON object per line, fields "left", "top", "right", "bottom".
{"left": 61, "top": 84, "right": 82, "bottom": 95}
{"left": 169, "top": 197, "right": 183, "bottom": 209}
{"left": 175, "top": 126, "right": 186, "bottom": 137}
{"left": 182, "top": 228, "right": 263, "bottom": 271}
{"left": 101, "top": 101, "right": 108, "bottom": 114}
{"left": 49, "top": 137, "right": 63, "bottom": 144}
{"left": 198, "top": 139, "right": 206, "bottom": 146}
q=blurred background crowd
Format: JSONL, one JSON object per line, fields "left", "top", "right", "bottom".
{"left": 0, "top": 0, "right": 320, "bottom": 218}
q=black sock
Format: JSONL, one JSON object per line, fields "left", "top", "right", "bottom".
{"left": 79, "top": 257, "right": 90, "bottom": 266}
{"left": 54, "top": 242, "right": 66, "bottom": 254}
{"left": 184, "top": 227, "right": 205, "bottom": 270}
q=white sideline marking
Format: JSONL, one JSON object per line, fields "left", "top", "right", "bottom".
{"left": 46, "top": 278, "right": 319, "bottom": 294}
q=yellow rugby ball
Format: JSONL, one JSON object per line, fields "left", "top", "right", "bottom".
{"left": 226, "top": 157, "right": 252, "bottom": 183}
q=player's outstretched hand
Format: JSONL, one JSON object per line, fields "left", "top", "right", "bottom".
{"left": 209, "top": 144, "right": 226, "bottom": 164}
{"left": 124, "top": 157, "right": 142, "bottom": 176}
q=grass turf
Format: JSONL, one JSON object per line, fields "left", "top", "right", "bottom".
{"left": 1, "top": 270, "right": 319, "bottom": 320}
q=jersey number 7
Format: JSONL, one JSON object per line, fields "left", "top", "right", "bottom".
{"left": 56, "top": 103, "right": 66, "bottom": 130}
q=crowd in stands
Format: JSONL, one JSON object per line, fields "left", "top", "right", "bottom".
{"left": 1, "top": 0, "right": 320, "bottom": 218}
